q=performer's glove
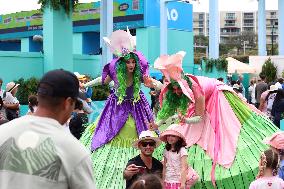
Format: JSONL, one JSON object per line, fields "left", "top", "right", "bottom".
{"left": 109, "top": 81, "right": 115, "bottom": 88}
{"left": 151, "top": 79, "right": 163, "bottom": 90}
{"left": 156, "top": 114, "right": 178, "bottom": 127}
{"left": 84, "top": 77, "right": 102, "bottom": 87}
{"left": 184, "top": 116, "right": 202, "bottom": 124}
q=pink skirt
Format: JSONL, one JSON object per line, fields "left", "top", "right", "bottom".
{"left": 164, "top": 182, "right": 190, "bottom": 189}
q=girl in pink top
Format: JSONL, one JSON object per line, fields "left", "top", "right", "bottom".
{"left": 160, "top": 124, "right": 198, "bottom": 189}
{"left": 249, "top": 149, "right": 284, "bottom": 189}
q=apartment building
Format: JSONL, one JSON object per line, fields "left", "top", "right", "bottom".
{"left": 194, "top": 10, "right": 278, "bottom": 45}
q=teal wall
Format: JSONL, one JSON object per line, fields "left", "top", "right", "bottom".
{"left": 0, "top": 51, "right": 100, "bottom": 86}
{"left": 43, "top": 7, "right": 73, "bottom": 72}
{"left": 0, "top": 51, "right": 43, "bottom": 85}
{"left": 136, "top": 27, "right": 194, "bottom": 74}
{"left": 73, "top": 33, "right": 83, "bottom": 54}
{"left": 73, "top": 54, "right": 101, "bottom": 77}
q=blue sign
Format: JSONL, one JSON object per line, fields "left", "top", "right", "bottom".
{"left": 144, "top": 1, "right": 193, "bottom": 31}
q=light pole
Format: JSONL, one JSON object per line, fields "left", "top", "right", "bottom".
{"left": 243, "top": 41, "right": 248, "bottom": 55}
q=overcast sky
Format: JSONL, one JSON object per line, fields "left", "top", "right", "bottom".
{"left": 0, "top": 0, "right": 279, "bottom": 15}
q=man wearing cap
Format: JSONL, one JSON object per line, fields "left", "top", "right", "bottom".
{"left": 0, "top": 69, "right": 96, "bottom": 189}
{"left": 123, "top": 130, "right": 163, "bottom": 189}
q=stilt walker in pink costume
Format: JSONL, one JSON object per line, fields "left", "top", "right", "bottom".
{"left": 151, "top": 51, "right": 279, "bottom": 188}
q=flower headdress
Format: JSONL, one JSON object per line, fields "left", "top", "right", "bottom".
{"left": 154, "top": 51, "right": 194, "bottom": 106}
{"left": 103, "top": 28, "right": 136, "bottom": 58}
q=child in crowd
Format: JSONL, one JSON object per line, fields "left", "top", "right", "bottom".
{"left": 69, "top": 99, "right": 88, "bottom": 139}
{"left": 160, "top": 124, "right": 198, "bottom": 189}
{"left": 264, "top": 132, "right": 284, "bottom": 180}
{"left": 129, "top": 174, "right": 163, "bottom": 189}
{"left": 249, "top": 149, "right": 284, "bottom": 189}
{"left": 27, "top": 95, "right": 38, "bottom": 115}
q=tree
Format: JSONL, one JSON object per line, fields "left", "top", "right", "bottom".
{"left": 260, "top": 58, "right": 277, "bottom": 83}
{"left": 194, "top": 35, "right": 209, "bottom": 46}
{"left": 225, "top": 31, "right": 257, "bottom": 55}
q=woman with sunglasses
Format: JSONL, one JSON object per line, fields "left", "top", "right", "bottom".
{"left": 151, "top": 51, "right": 278, "bottom": 188}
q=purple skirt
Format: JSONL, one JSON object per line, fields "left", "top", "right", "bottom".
{"left": 91, "top": 91, "right": 153, "bottom": 150}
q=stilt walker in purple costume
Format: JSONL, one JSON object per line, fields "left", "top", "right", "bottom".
{"left": 80, "top": 29, "right": 161, "bottom": 189}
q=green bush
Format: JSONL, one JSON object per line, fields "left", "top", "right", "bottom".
{"left": 91, "top": 85, "right": 110, "bottom": 101}
{"left": 260, "top": 58, "right": 277, "bottom": 83}
{"left": 204, "top": 58, "right": 228, "bottom": 73}
{"left": 14, "top": 77, "right": 40, "bottom": 105}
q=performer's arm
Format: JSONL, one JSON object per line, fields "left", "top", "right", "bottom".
{"left": 183, "top": 116, "right": 202, "bottom": 124}
{"left": 156, "top": 114, "right": 178, "bottom": 126}
{"left": 143, "top": 76, "right": 163, "bottom": 90}
{"left": 84, "top": 75, "right": 112, "bottom": 87}
{"left": 182, "top": 77, "right": 205, "bottom": 124}
{"left": 151, "top": 79, "right": 163, "bottom": 90}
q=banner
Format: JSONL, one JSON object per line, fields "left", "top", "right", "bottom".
{"left": 0, "top": 0, "right": 144, "bottom": 34}
{"left": 144, "top": 1, "right": 193, "bottom": 32}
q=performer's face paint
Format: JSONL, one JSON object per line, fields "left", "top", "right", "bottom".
{"left": 172, "top": 85, "right": 183, "bottom": 96}
{"left": 139, "top": 139, "right": 155, "bottom": 157}
{"left": 167, "top": 135, "right": 179, "bottom": 145}
{"left": 126, "top": 58, "right": 136, "bottom": 73}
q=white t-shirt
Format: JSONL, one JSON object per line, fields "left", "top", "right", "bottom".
{"left": 3, "top": 91, "right": 19, "bottom": 104}
{"left": 0, "top": 89, "right": 3, "bottom": 98}
{"left": 275, "top": 82, "right": 283, "bottom": 89}
{"left": 249, "top": 176, "right": 284, "bottom": 189}
{"left": 0, "top": 115, "right": 96, "bottom": 189}
{"left": 249, "top": 84, "right": 256, "bottom": 104}
{"left": 164, "top": 147, "right": 188, "bottom": 183}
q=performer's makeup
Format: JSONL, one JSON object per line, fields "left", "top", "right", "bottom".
{"left": 126, "top": 58, "right": 136, "bottom": 73}
{"left": 172, "top": 86, "right": 183, "bottom": 96}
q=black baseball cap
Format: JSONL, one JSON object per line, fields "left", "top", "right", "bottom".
{"left": 38, "top": 69, "right": 79, "bottom": 98}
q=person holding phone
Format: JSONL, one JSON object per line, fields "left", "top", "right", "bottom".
{"left": 123, "top": 130, "right": 163, "bottom": 189}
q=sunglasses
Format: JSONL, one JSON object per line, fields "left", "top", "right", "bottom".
{"left": 140, "top": 141, "right": 156, "bottom": 147}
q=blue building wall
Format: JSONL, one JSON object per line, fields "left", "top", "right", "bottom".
{"left": 0, "top": 41, "right": 21, "bottom": 51}
{"left": 29, "top": 37, "right": 43, "bottom": 52}
{"left": 82, "top": 32, "right": 100, "bottom": 55}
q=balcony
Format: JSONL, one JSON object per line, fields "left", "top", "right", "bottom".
{"left": 267, "top": 15, "right": 277, "bottom": 19}
{"left": 225, "top": 16, "right": 236, "bottom": 20}
{"left": 224, "top": 23, "right": 236, "bottom": 27}
{"left": 243, "top": 15, "right": 254, "bottom": 19}
{"left": 220, "top": 31, "right": 240, "bottom": 36}
{"left": 243, "top": 23, "right": 254, "bottom": 27}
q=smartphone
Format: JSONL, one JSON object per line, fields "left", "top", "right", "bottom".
{"left": 135, "top": 166, "right": 146, "bottom": 173}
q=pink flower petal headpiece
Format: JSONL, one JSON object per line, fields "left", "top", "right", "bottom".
{"left": 154, "top": 51, "right": 194, "bottom": 106}
{"left": 103, "top": 28, "right": 136, "bottom": 58}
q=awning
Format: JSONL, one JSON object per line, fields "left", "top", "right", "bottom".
{"left": 226, "top": 57, "right": 256, "bottom": 74}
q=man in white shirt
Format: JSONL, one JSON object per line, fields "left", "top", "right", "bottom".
{"left": 0, "top": 69, "right": 96, "bottom": 189}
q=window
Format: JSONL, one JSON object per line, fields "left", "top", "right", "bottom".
{"left": 226, "top": 13, "right": 235, "bottom": 19}
{"left": 199, "top": 14, "right": 204, "bottom": 20}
